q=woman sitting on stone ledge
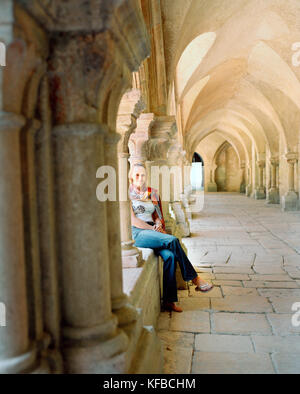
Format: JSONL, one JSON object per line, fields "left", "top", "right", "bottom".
{"left": 129, "top": 163, "right": 213, "bottom": 313}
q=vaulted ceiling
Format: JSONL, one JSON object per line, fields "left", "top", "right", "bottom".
{"left": 161, "top": 0, "right": 300, "bottom": 163}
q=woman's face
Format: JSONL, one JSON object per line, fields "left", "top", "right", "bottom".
{"left": 132, "top": 166, "right": 147, "bottom": 189}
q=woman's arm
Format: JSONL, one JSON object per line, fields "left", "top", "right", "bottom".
{"left": 131, "top": 206, "right": 154, "bottom": 230}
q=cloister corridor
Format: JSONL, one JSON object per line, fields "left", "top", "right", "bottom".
{"left": 157, "top": 192, "right": 300, "bottom": 374}
{"left": 2, "top": 0, "right": 300, "bottom": 375}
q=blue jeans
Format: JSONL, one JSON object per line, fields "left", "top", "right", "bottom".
{"left": 132, "top": 226, "right": 198, "bottom": 303}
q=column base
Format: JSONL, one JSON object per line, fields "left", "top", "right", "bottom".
{"left": 62, "top": 322, "right": 129, "bottom": 374}
{"left": 240, "top": 182, "right": 246, "bottom": 194}
{"left": 184, "top": 185, "right": 193, "bottom": 199}
{"left": 207, "top": 182, "right": 217, "bottom": 192}
{"left": 245, "top": 185, "right": 252, "bottom": 197}
{"left": 121, "top": 241, "right": 143, "bottom": 268}
{"left": 281, "top": 191, "right": 299, "bottom": 212}
{"left": 164, "top": 214, "right": 176, "bottom": 235}
{"left": 170, "top": 202, "right": 190, "bottom": 237}
{"left": 255, "top": 187, "right": 266, "bottom": 200}
{"left": 113, "top": 303, "right": 138, "bottom": 328}
{"left": 266, "top": 188, "right": 280, "bottom": 204}
{"left": 180, "top": 193, "right": 192, "bottom": 220}
{"left": 0, "top": 344, "right": 50, "bottom": 374}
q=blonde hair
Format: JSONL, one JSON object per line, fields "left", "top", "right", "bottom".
{"left": 128, "top": 163, "right": 147, "bottom": 185}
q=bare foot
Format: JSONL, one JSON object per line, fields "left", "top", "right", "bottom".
{"left": 192, "top": 276, "right": 214, "bottom": 292}
{"left": 163, "top": 302, "right": 183, "bottom": 313}
{"left": 192, "top": 275, "right": 208, "bottom": 287}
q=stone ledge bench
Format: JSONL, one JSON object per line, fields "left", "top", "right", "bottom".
{"left": 122, "top": 248, "right": 163, "bottom": 373}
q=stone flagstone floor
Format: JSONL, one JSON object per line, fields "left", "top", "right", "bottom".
{"left": 157, "top": 192, "right": 300, "bottom": 374}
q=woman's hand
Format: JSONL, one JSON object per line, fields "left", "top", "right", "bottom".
{"left": 153, "top": 222, "right": 164, "bottom": 233}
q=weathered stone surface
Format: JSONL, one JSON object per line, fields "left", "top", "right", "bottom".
{"left": 213, "top": 313, "right": 272, "bottom": 334}
{"left": 158, "top": 330, "right": 194, "bottom": 348}
{"left": 258, "top": 289, "right": 300, "bottom": 298}
{"left": 178, "top": 297, "right": 210, "bottom": 311}
{"left": 163, "top": 347, "right": 193, "bottom": 374}
{"left": 269, "top": 297, "right": 300, "bottom": 313}
{"left": 249, "top": 274, "right": 293, "bottom": 282}
{"left": 272, "top": 353, "right": 300, "bottom": 374}
{"left": 192, "top": 352, "right": 275, "bottom": 374}
{"left": 195, "top": 334, "right": 254, "bottom": 353}
{"left": 213, "top": 267, "right": 254, "bottom": 274}
{"left": 267, "top": 314, "right": 300, "bottom": 335}
{"left": 254, "top": 266, "right": 285, "bottom": 275}
{"left": 212, "top": 280, "right": 243, "bottom": 287}
{"left": 286, "top": 271, "right": 300, "bottom": 280}
{"left": 222, "top": 286, "right": 258, "bottom": 296}
{"left": 169, "top": 311, "right": 210, "bottom": 333}
{"left": 211, "top": 296, "right": 273, "bottom": 313}
{"left": 243, "top": 281, "right": 299, "bottom": 289}
{"left": 252, "top": 335, "right": 300, "bottom": 354}
{"left": 215, "top": 274, "right": 250, "bottom": 281}
{"left": 157, "top": 312, "right": 171, "bottom": 330}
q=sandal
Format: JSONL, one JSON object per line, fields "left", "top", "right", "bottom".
{"left": 195, "top": 283, "right": 214, "bottom": 293}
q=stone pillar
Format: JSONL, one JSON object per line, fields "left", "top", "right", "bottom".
{"left": 183, "top": 158, "right": 193, "bottom": 200}
{"left": 267, "top": 158, "right": 280, "bottom": 204}
{"left": 0, "top": 112, "right": 47, "bottom": 373}
{"left": 53, "top": 123, "right": 128, "bottom": 374}
{"left": 104, "top": 133, "right": 142, "bottom": 355}
{"left": 147, "top": 116, "right": 188, "bottom": 289}
{"left": 35, "top": 76, "right": 63, "bottom": 372}
{"left": 167, "top": 139, "right": 190, "bottom": 237}
{"left": 240, "top": 163, "right": 246, "bottom": 194}
{"left": 207, "top": 166, "right": 218, "bottom": 192}
{"left": 129, "top": 113, "right": 154, "bottom": 166}
{"left": 147, "top": 116, "right": 177, "bottom": 234}
{"left": 246, "top": 162, "right": 252, "bottom": 197}
{"left": 282, "top": 153, "right": 299, "bottom": 211}
{"left": 117, "top": 90, "right": 144, "bottom": 268}
{"left": 119, "top": 152, "right": 143, "bottom": 267}
{"left": 255, "top": 160, "right": 266, "bottom": 199}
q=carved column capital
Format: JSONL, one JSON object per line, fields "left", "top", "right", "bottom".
{"left": 257, "top": 160, "right": 265, "bottom": 168}
{"left": 270, "top": 157, "right": 280, "bottom": 167}
{"left": 129, "top": 113, "right": 155, "bottom": 164}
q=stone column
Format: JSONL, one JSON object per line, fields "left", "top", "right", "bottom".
{"left": 147, "top": 116, "right": 177, "bottom": 234}
{"left": 207, "top": 165, "right": 218, "bottom": 192}
{"left": 167, "top": 139, "right": 190, "bottom": 237}
{"left": 183, "top": 158, "right": 193, "bottom": 199}
{"left": 240, "top": 163, "right": 246, "bottom": 194}
{"left": 255, "top": 160, "right": 266, "bottom": 199}
{"left": 0, "top": 112, "right": 47, "bottom": 373}
{"left": 117, "top": 90, "right": 144, "bottom": 268}
{"left": 35, "top": 76, "right": 63, "bottom": 372}
{"left": 282, "top": 153, "right": 299, "bottom": 211}
{"left": 129, "top": 113, "right": 155, "bottom": 166}
{"left": 119, "top": 152, "right": 143, "bottom": 267}
{"left": 53, "top": 123, "right": 128, "bottom": 374}
{"left": 180, "top": 158, "right": 194, "bottom": 219}
{"left": 267, "top": 158, "right": 280, "bottom": 204}
{"left": 104, "top": 133, "right": 142, "bottom": 353}
{"left": 147, "top": 116, "right": 188, "bottom": 289}
{"left": 246, "top": 162, "right": 252, "bottom": 197}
